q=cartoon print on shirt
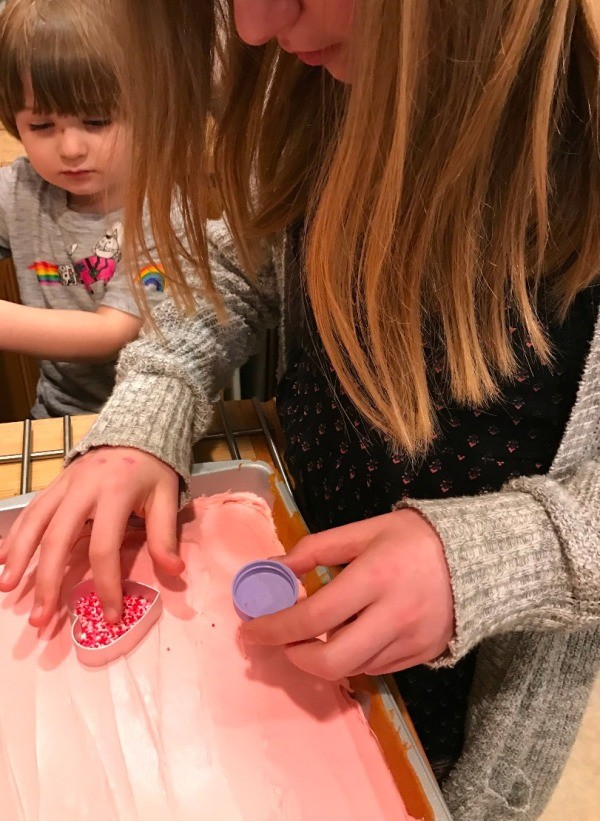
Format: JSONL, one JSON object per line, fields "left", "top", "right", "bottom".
{"left": 28, "top": 260, "right": 63, "bottom": 284}
{"left": 71, "top": 222, "right": 123, "bottom": 293}
{"left": 29, "top": 223, "right": 123, "bottom": 292}
{"left": 58, "top": 263, "right": 79, "bottom": 285}
{"left": 138, "top": 262, "right": 167, "bottom": 292}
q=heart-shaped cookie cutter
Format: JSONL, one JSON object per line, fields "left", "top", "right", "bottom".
{"left": 66, "top": 579, "right": 162, "bottom": 667}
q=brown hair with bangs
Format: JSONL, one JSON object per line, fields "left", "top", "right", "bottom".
{"left": 118, "top": 0, "right": 600, "bottom": 454}
{"left": 0, "top": 0, "right": 121, "bottom": 140}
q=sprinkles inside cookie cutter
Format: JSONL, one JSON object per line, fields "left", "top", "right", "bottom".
{"left": 66, "top": 578, "right": 162, "bottom": 667}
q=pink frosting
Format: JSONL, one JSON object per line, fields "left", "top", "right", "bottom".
{"left": 0, "top": 492, "right": 415, "bottom": 820}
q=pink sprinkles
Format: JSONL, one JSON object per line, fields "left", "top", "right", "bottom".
{"left": 75, "top": 592, "right": 150, "bottom": 649}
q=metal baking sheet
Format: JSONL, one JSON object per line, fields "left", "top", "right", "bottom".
{"left": 0, "top": 459, "right": 451, "bottom": 820}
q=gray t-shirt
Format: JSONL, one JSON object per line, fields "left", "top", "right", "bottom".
{"left": 0, "top": 157, "right": 166, "bottom": 417}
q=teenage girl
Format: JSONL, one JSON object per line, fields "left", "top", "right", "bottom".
{"left": 1, "top": 2, "right": 599, "bottom": 818}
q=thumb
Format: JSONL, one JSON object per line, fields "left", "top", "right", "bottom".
{"left": 144, "top": 483, "right": 185, "bottom": 575}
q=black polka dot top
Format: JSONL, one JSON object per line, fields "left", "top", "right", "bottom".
{"left": 276, "top": 268, "right": 599, "bottom": 780}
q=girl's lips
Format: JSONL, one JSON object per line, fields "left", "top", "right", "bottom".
{"left": 294, "top": 44, "right": 340, "bottom": 67}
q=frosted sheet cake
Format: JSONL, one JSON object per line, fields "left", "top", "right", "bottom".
{"left": 0, "top": 491, "right": 416, "bottom": 820}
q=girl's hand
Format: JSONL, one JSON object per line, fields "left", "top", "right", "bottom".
{"left": 0, "top": 447, "right": 183, "bottom": 627}
{"left": 240, "top": 509, "right": 454, "bottom": 680}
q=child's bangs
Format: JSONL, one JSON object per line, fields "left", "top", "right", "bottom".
{"left": 0, "top": 2, "right": 121, "bottom": 137}
{"left": 27, "top": 49, "right": 120, "bottom": 120}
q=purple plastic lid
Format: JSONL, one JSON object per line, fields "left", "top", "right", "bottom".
{"left": 231, "top": 560, "right": 299, "bottom": 621}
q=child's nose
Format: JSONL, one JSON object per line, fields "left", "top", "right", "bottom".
{"left": 58, "top": 127, "right": 87, "bottom": 160}
{"left": 233, "top": 0, "right": 300, "bottom": 47}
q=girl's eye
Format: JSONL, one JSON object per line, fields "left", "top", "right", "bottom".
{"left": 84, "top": 119, "right": 112, "bottom": 128}
{"left": 29, "top": 123, "right": 52, "bottom": 131}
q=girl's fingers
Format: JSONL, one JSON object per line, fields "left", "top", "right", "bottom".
{"left": 345, "top": 628, "right": 449, "bottom": 677}
{"left": 0, "top": 487, "right": 65, "bottom": 590}
{"left": 344, "top": 636, "right": 428, "bottom": 677}
{"left": 241, "top": 558, "right": 374, "bottom": 647}
{"left": 88, "top": 497, "right": 134, "bottom": 622}
{"left": 360, "top": 648, "right": 435, "bottom": 677}
{"left": 0, "top": 450, "right": 177, "bottom": 626}
{"left": 282, "top": 603, "right": 401, "bottom": 680}
{"left": 358, "top": 654, "right": 426, "bottom": 677}
{"left": 281, "top": 517, "right": 384, "bottom": 577}
{"left": 29, "top": 500, "right": 96, "bottom": 627}
{"left": 144, "top": 481, "right": 184, "bottom": 575}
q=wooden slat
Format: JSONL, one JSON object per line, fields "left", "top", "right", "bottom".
{"left": 0, "top": 401, "right": 278, "bottom": 500}
{"left": 0, "top": 415, "right": 97, "bottom": 497}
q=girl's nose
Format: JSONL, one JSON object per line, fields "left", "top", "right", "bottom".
{"left": 58, "top": 127, "right": 87, "bottom": 160}
{"left": 233, "top": 0, "right": 300, "bottom": 47}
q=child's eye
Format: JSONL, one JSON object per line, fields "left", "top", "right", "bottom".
{"left": 84, "top": 119, "right": 112, "bottom": 129}
{"left": 29, "top": 122, "right": 52, "bottom": 131}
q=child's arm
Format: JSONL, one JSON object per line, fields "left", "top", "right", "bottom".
{"left": 0, "top": 218, "right": 279, "bottom": 625}
{"left": 0, "top": 300, "right": 141, "bottom": 361}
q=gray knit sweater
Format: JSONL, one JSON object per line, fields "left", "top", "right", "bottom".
{"left": 71, "top": 221, "right": 600, "bottom": 820}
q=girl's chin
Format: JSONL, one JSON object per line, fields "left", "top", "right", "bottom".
{"left": 324, "top": 59, "right": 352, "bottom": 84}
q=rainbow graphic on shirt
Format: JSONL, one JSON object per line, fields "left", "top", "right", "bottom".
{"left": 28, "top": 261, "right": 61, "bottom": 285}
{"left": 138, "top": 263, "right": 166, "bottom": 292}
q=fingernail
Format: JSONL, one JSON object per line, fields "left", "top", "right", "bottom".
{"left": 104, "top": 607, "right": 120, "bottom": 624}
{"left": 0, "top": 568, "right": 11, "bottom": 585}
{"left": 30, "top": 605, "right": 44, "bottom": 622}
{"left": 168, "top": 551, "right": 185, "bottom": 570}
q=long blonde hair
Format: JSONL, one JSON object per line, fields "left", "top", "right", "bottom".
{"left": 119, "top": 0, "right": 600, "bottom": 453}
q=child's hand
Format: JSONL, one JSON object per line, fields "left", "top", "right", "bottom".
{"left": 0, "top": 447, "right": 183, "bottom": 627}
{"left": 240, "top": 509, "right": 454, "bottom": 679}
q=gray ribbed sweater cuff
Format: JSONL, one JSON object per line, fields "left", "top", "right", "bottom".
{"left": 66, "top": 375, "right": 201, "bottom": 504}
{"left": 396, "top": 491, "right": 569, "bottom": 666}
